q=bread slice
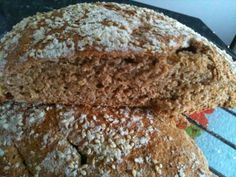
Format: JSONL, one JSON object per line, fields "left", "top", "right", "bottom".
{"left": 0, "top": 2, "right": 236, "bottom": 117}
{"left": 0, "top": 101, "right": 215, "bottom": 176}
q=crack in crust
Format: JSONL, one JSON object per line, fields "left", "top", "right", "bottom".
{"left": 0, "top": 101, "right": 215, "bottom": 177}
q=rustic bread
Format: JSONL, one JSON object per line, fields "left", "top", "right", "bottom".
{"left": 0, "top": 101, "right": 214, "bottom": 177}
{"left": 0, "top": 145, "right": 29, "bottom": 177}
{"left": 0, "top": 2, "right": 236, "bottom": 117}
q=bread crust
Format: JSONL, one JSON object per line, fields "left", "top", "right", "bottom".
{"left": 0, "top": 3, "right": 228, "bottom": 176}
{"left": 0, "top": 101, "right": 214, "bottom": 177}
{"left": 0, "top": 2, "right": 235, "bottom": 117}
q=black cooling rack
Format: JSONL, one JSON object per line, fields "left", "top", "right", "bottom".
{"left": 184, "top": 110, "right": 236, "bottom": 177}
{"left": 0, "top": 0, "right": 236, "bottom": 176}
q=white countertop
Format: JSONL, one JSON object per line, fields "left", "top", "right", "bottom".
{"left": 135, "top": 0, "right": 236, "bottom": 46}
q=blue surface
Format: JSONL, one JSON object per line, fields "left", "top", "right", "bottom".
{"left": 196, "top": 108, "right": 236, "bottom": 177}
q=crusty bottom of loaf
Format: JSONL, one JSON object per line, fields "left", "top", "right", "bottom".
{"left": 0, "top": 101, "right": 215, "bottom": 177}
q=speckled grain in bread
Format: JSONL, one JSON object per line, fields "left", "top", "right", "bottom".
{"left": 0, "top": 145, "right": 29, "bottom": 177}
{"left": 0, "top": 101, "right": 215, "bottom": 177}
{"left": 0, "top": 2, "right": 236, "bottom": 117}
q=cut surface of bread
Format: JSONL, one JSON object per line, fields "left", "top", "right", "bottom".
{"left": 0, "top": 2, "right": 235, "bottom": 117}
{"left": 0, "top": 101, "right": 214, "bottom": 177}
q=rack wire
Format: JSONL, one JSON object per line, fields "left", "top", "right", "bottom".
{"left": 184, "top": 108, "right": 236, "bottom": 177}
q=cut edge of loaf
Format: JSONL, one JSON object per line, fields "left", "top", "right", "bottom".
{"left": 0, "top": 2, "right": 235, "bottom": 116}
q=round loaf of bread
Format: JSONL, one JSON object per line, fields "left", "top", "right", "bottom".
{"left": 0, "top": 101, "right": 214, "bottom": 177}
{"left": 0, "top": 2, "right": 236, "bottom": 116}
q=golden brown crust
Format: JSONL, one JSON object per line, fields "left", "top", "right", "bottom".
{"left": 0, "top": 3, "right": 227, "bottom": 176}
{"left": 0, "top": 145, "right": 29, "bottom": 177}
{"left": 0, "top": 101, "right": 214, "bottom": 177}
{"left": 0, "top": 2, "right": 235, "bottom": 118}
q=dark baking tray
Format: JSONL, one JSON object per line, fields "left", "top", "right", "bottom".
{"left": 0, "top": 0, "right": 235, "bottom": 59}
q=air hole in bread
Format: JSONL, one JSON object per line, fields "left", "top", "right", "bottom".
{"left": 12, "top": 154, "right": 17, "bottom": 160}
{"left": 176, "top": 45, "right": 197, "bottom": 54}
{"left": 152, "top": 58, "right": 158, "bottom": 65}
{"left": 96, "top": 83, "right": 104, "bottom": 88}
{"left": 124, "top": 58, "right": 136, "bottom": 64}
{"left": 80, "top": 152, "right": 87, "bottom": 165}
{"left": 5, "top": 92, "right": 14, "bottom": 100}
{"left": 170, "top": 94, "right": 179, "bottom": 101}
{"left": 207, "top": 64, "right": 215, "bottom": 70}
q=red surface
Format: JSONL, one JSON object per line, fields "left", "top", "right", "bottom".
{"left": 176, "top": 109, "right": 214, "bottom": 129}
{"left": 189, "top": 109, "right": 214, "bottom": 127}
